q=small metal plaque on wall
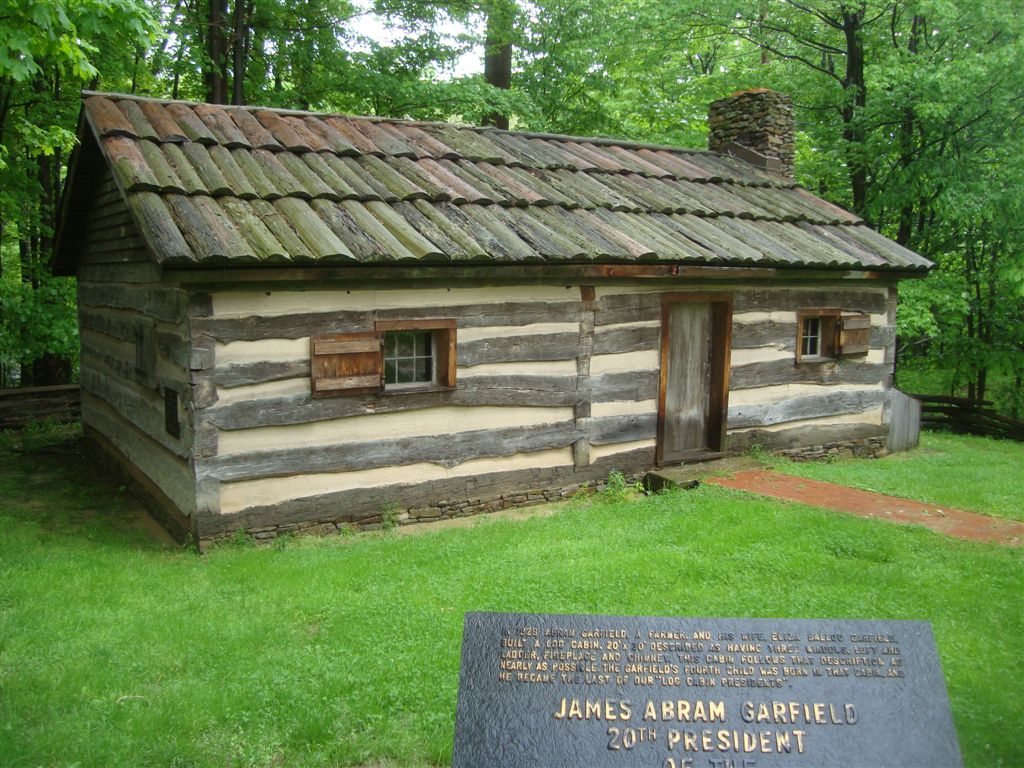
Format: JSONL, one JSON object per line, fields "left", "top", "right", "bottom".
{"left": 452, "top": 612, "right": 961, "bottom": 768}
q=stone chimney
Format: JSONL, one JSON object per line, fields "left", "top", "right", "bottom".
{"left": 708, "top": 89, "right": 794, "bottom": 177}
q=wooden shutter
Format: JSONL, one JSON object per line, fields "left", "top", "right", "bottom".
{"left": 311, "top": 331, "right": 383, "bottom": 397}
{"left": 839, "top": 313, "right": 871, "bottom": 356}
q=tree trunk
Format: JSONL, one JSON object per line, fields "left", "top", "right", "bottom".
{"left": 896, "top": 15, "right": 925, "bottom": 246}
{"left": 206, "top": 0, "right": 229, "bottom": 103}
{"left": 842, "top": 8, "right": 867, "bottom": 216}
{"left": 230, "top": 0, "right": 253, "bottom": 105}
{"left": 483, "top": 0, "right": 514, "bottom": 129}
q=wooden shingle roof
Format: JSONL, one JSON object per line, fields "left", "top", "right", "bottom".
{"left": 56, "top": 92, "right": 931, "bottom": 273}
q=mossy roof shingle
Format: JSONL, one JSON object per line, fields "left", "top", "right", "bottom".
{"left": 60, "top": 92, "right": 932, "bottom": 272}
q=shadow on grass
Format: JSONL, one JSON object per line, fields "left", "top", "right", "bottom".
{"left": 0, "top": 421, "right": 179, "bottom": 552}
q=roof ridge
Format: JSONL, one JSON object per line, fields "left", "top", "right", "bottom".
{"left": 80, "top": 90, "right": 735, "bottom": 159}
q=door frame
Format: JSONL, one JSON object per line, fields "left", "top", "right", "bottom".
{"left": 656, "top": 293, "right": 733, "bottom": 465}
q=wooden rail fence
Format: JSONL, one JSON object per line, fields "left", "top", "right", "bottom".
{"left": 0, "top": 384, "right": 81, "bottom": 430}
{"left": 909, "top": 394, "right": 1024, "bottom": 441}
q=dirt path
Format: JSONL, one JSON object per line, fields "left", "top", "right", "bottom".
{"left": 705, "top": 469, "right": 1024, "bottom": 547}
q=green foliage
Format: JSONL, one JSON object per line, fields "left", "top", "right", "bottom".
{"left": 0, "top": 0, "right": 156, "bottom": 384}
{"left": 0, "top": 272, "right": 78, "bottom": 379}
{"left": 0, "top": 0, "right": 1020, "bottom": 404}
{"left": 602, "top": 470, "right": 644, "bottom": 500}
{"left": 1, "top": 432, "right": 1021, "bottom": 766}
{"left": 380, "top": 503, "right": 400, "bottom": 531}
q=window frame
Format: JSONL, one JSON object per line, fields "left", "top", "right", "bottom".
{"left": 374, "top": 318, "right": 457, "bottom": 393}
{"left": 796, "top": 308, "right": 841, "bottom": 363}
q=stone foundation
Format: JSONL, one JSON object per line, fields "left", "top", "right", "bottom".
{"left": 778, "top": 436, "right": 888, "bottom": 462}
{"left": 198, "top": 472, "right": 643, "bottom": 550}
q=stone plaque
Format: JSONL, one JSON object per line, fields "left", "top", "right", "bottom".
{"left": 453, "top": 612, "right": 961, "bottom": 768}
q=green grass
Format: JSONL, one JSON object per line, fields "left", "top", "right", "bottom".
{"left": 1, "top": 425, "right": 1022, "bottom": 767}
{"left": 769, "top": 431, "right": 1024, "bottom": 521}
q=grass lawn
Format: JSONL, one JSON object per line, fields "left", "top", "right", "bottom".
{"left": 768, "top": 431, "right": 1024, "bottom": 522}
{"left": 1, "top": 424, "right": 1022, "bottom": 767}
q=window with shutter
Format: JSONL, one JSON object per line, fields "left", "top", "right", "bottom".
{"left": 310, "top": 320, "right": 457, "bottom": 397}
{"left": 310, "top": 331, "right": 384, "bottom": 397}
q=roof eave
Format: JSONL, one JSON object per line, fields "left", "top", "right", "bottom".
{"left": 162, "top": 260, "right": 930, "bottom": 286}
{"left": 51, "top": 106, "right": 98, "bottom": 276}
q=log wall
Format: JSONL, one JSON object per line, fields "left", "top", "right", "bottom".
{"left": 188, "top": 279, "right": 897, "bottom": 539}
{"left": 76, "top": 171, "right": 196, "bottom": 540}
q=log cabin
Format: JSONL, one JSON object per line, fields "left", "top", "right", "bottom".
{"left": 52, "top": 89, "right": 931, "bottom": 546}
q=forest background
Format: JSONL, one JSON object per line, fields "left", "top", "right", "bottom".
{"left": 1, "top": 0, "right": 1021, "bottom": 413}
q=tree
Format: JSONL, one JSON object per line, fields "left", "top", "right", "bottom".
{"left": 0, "top": 0, "right": 157, "bottom": 386}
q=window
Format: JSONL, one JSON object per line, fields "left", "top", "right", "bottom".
{"left": 796, "top": 309, "right": 871, "bottom": 362}
{"left": 376, "top": 320, "right": 456, "bottom": 392}
{"left": 310, "top": 319, "right": 456, "bottom": 397}
{"left": 800, "top": 316, "right": 824, "bottom": 357}
{"left": 796, "top": 309, "right": 839, "bottom": 362}
{"left": 383, "top": 330, "right": 435, "bottom": 387}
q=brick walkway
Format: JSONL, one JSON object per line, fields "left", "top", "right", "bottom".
{"left": 705, "top": 469, "right": 1024, "bottom": 546}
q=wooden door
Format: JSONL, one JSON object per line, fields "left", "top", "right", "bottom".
{"left": 657, "top": 296, "right": 732, "bottom": 464}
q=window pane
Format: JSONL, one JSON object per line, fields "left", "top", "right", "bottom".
{"left": 397, "top": 332, "right": 414, "bottom": 357}
{"left": 801, "top": 317, "right": 820, "bottom": 356}
{"left": 398, "top": 358, "right": 414, "bottom": 382}
{"left": 383, "top": 329, "right": 436, "bottom": 387}
{"left": 416, "top": 356, "right": 431, "bottom": 382}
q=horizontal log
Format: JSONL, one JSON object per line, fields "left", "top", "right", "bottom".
{"left": 83, "top": 221, "right": 143, "bottom": 245}
{"left": 79, "top": 281, "right": 187, "bottom": 324}
{"left": 197, "top": 446, "right": 656, "bottom": 534}
{"left": 204, "top": 374, "right": 580, "bottom": 429}
{"left": 594, "top": 287, "right": 889, "bottom": 327}
{"left": 458, "top": 332, "right": 579, "bottom": 367}
{"left": 80, "top": 392, "right": 196, "bottom": 515}
{"left": 594, "top": 293, "right": 662, "bottom": 325}
{"left": 732, "top": 322, "right": 893, "bottom": 350}
{"left": 81, "top": 336, "right": 186, "bottom": 392}
{"left": 198, "top": 420, "right": 583, "bottom": 482}
{"left": 0, "top": 385, "right": 81, "bottom": 430}
{"left": 87, "top": 206, "right": 133, "bottom": 228}
{"left": 728, "top": 388, "right": 885, "bottom": 430}
{"left": 911, "top": 394, "right": 994, "bottom": 406}
{"left": 77, "top": 261, "right": 162, "bottom": 284}
{"left": 190, "top": 300, "right": 582, "bottom": 342}
{"left": 732, "top": 287, "right": 888, "bottom": 314}
{"left": 85, "top": 426, "right": 195, "bottom": 544}
{"left": 80, "top": 366, "right": 191, "bottom": 458}
{"left": 208, "top": 360, "right": 309, "bottom": 387}
{"left": 79, "top": 245, "right": 149, "bottom": 265}
{"left": 729, "top": 359, "right": 888, "bottom": 390}
{"left": 726, "top": 422, "right": 887, "bottom": 452}
{"left": 80, "top": 230, "right": 146, "bottom": 254}
{"left": 590, "top": 413, "right": 657, "bottom": 445}
{"left": 591, "top": 370, "right": 659, "bottom": 402}
{"left": 79, "top": 308, "right": 190, "bottom": 369}
{"left": 593, "top": 324, "right": 660, "bottom": 355}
